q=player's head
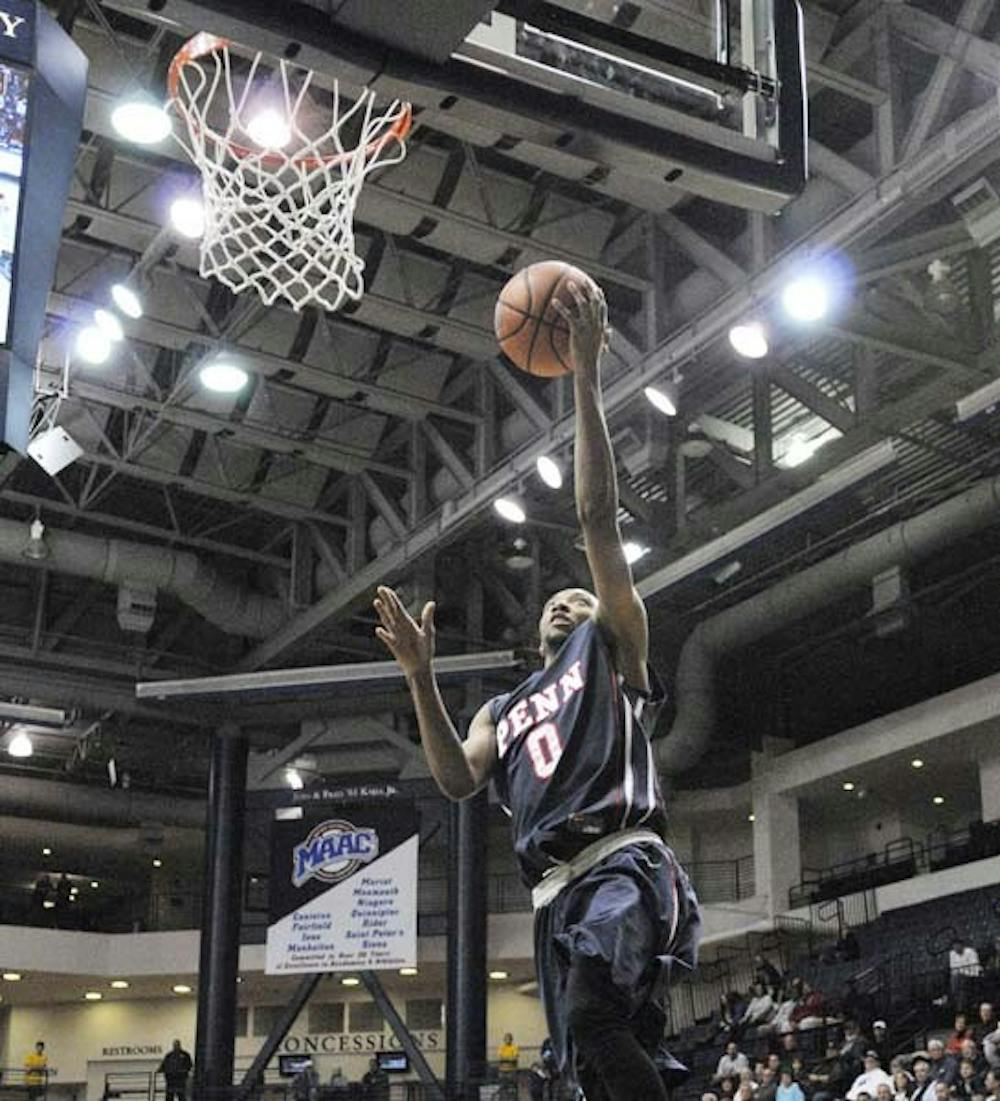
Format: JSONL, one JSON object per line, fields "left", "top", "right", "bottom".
{"left": 538, "top": 587, "right": 597, "bottom": 662}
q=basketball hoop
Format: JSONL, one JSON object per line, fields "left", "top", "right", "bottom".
{"left": 167, "top": 33, "right": 412, "bottom": 313}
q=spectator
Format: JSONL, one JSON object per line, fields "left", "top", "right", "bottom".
{"left": 983, "top": 1029, "right": 1000, "bottom": 1070}
{"left": 540, "top": 1036, "right": 558, "bottom": 1100}
{"left": 158, "top": 1040, "right": 193, "bottom": 1101}
{"left": 848, "top": 1053, "right": 894, "bottom": 1100}
{"left": 809, "top": 1043, "right": 850, "bottom": 1101}
{"left": 716, "top": 1042, "right": 751, "bottom": 1081}
{"left": 929, "top": 1040, "right": 960, "bottom": 1087}
{"left": 911, "top": 1060, "right": 938, "bottom": 1101}
{"left": 720, "top": 1076, "right": 737, "bottom": 1101}
{"left": 983, "top": 1070, "right": 999, "bottom": 1101}
{"left": 738, "top": 1086, "right": 757, "bottom": 1101}
{"left": 951, "top": 1017, "right": 973, "bottom": 1056}
{"left": 951, "top": 941, "right": 983, "bottom": 1004}
{"left": 744, "top": 983, "right": 777, "bottom": 1031}
{"left": 498, "top": 1033, "right": 519, "bottom": 1099}
{"left": 758, "top": 1067, "right": 779, "bottom": 1101}
{"left": 957, "top": 1059, "right": 982, "bottom": 1101}
{"left": 721, "top": 991, "right": 749, "bottom": 1037}
{"left": 878, "top": 1085, "right": 896, "bottom": 1101}
{"left": 977, "top": 1008, "right": 998, "bottom": 1046}
{"left": 840, "top": 1022, "right": 870, "bottom": 1081}
{"left": 934, "top": 1084, "right": 952, "bottom": 1101}
{"left": 755, "top": 955, "right": 784, "bottom": 996}
{"left": 893, "top": 1068, "right": 915, "bottom": 1101}
{"left": 529, "top": 1062, "right": 547, "bottom": 1101}
{"left": 738, "top": 1068, "right": 758, "bottom": 1094}
{"left": 703, "top": 1094, "right": 721, "bottom": 1101}
{"left": 329, "top": 1068, "right": 349, "bottom": 1091}
{"left": 24, "top": 1042, "right": 47, "bottom": 1101}
{"left": 360, "top": 1058, "right": 388, "bottom": 1101}
{"left": 961, "top": 1040, "right": 987, "bottom": 1077}
{"left": 768, "top": 992, "right": 800, "bottom": 1036}
{"left": 873, "top": 1021, "right": 893, "bottom": 1066}
{"left": 777, "top": 1068, "right": 806, "bottom": 1101}
{"left": 791, "top": 981, "right": 827, "bottom": 1031}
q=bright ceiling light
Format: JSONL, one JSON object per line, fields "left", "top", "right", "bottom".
{"left": 246, "top": 108, "right": 292, "bottom": 149}
{"left": 911, "top": 758, "right": 924, "bottom": 769}
{"left": 747, "top": 813, "right": 755, "bottom": 823}
{"left": 41, "top": 847, "right": 51, "bottom": 856}
{"left": 172, "top": 984, "right": 192, "bottom": 994}
{"left": 623, "top": 541, "right": 649, "bottom": 565}
{"left": 488, "top": 970, "right": 509, "bottom": 980}
{"left": 285, "top": 768, "right": 304, "bottom": 791}
{"left": 42, "top": 900, "right": 55, "bottom": 909}
{"left": 152, "top": 858, "right": 162, "bottom": 868}
{"left": 644, "top": 385, "right": 677, "bottom": 417}
{"left": 2, "top": 973, "right": 22, "bottom": 981}
{"left": 75, "top": 326, "right": 112, "bottom": 365}
{"left": 341, "top": 976, "right": 360, "bottom": 987}
{"left": 398, "top": 967, "right": 418, "bottom": 976}
{"left": 170, "top": 196, "right": 205, "bottom": 239}
{"left": 781, "top": 434, "right": 821, "bottom": 469}
{"left": 8, "top": 731, "right": 33, "bottom": 758}
{"left": 111, "top": 97, "right": 172, "bottom": 145}
{"left": 933, "top": 795, "right": 945, "bottom": 806}
{"left": 110, "top": 283, "right": 143, "bottom": 319}
{"left": 90, "top": 880, "right": 99, "bottom": 889}
{"left": 110, "top": 980, "right": 129, "bottom": 989}
{"left": 728, "top": 321, "right": 769, "bottom": 359}
{"left": 199, "top": 360, "right": 249, "bottom": 394}
{"left": 536, "top": 455, "right": 563, "bottom": 489}
{"left": 493, "top": 497, "right": 526, "bottom": 524}
{"left": 84, "top": 990, "right": 103, "bottom": 1000}
{"left": 842, "top": 781, "right": 855, "bottom": 791}
{"left": 94, "top": 308, "right": 124, "bottom": 343}
{"left": 781, "top": 274, "right": 830, "bottom": 323}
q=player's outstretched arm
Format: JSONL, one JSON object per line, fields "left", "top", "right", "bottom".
{"left": 373, "top": 585, "right": 497, "bottom": 799}
{"left": 555, "top": 283, "right": 650, "bottom": 691}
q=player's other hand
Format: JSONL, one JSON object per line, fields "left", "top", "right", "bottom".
{"left": 552, "top": 278, "right": 610, "bottom": 382}
{"left": 374, "top": 585, "right": 436, "bottom": 679}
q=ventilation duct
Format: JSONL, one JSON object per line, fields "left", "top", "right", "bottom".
{"left": 0, "top": 774, "right": 204, "bottom": 828}
{"left": 0, "top": 517, "right": 286, "bottom": 638}
{"left": 658, "top": 474, "right": 1000, "bottom": 773}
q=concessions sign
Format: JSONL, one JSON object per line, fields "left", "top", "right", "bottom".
{"left": 266, "top": 801, "right": 418, "bottom": 975}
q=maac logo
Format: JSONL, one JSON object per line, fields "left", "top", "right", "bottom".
{"left": 292, "top": 819, "right": 379, "bottom": 888}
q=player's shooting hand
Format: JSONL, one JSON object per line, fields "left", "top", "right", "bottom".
{"left": 373, "top": 585, "right": 436, "bottom": 679}
{"left": 552, "top": 278, "right": 610, "bottom": 382}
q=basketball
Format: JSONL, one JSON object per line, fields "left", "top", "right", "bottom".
{"left": 494, "top": 260, "right": 594, "bottom": 378}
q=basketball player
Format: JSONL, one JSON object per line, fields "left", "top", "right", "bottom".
{"left": 374, "top": 278, "right": 701, "bottom": 1100}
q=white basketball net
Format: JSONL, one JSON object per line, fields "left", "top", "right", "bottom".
{"left": 168, "top": 34, "right": 411, "bottom": 313}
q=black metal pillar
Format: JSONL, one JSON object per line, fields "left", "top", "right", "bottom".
{"left": 445, "top": 791, "right": 489, "bottom": 1100}
{"left": 194, "top": 723, "right": 249, "bottom": 1100}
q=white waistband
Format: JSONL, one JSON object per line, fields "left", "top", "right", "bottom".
{"left": 531, "top": 827, "right": 668, "bottom": 911}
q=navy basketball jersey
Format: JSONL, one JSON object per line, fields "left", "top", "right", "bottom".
{"left": 487, "top": 617, "right": 667, "bottom": 887}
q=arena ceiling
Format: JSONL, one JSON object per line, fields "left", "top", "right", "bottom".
{"left": 2, "top": 0, "right": 1000, "bottom": 798}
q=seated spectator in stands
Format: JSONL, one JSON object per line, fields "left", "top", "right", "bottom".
{"left": 976, "top": 1007, "right": 997, "bottom": 1046}
{"left": 951, "top": 940, "right": 983, "bottom": 1004}
{"left": 879, "top": 1083, "right": 898, "bottom": 1101}
{"left": 808, "top": 1042, "right": 850, "bottom": 1101}
{"left": 893, "top": 1068, "right": 914, "bottom": 1101}
{"left": 721, "top": 991, "right": 749, "bottom": 1036}
{"left": 743, "top": 983, "right": 777, "bottom": 1031}
{"left": 911, "top": 1059, "right": 937, "bottom": 1101}
{"left": 983, "top": 1070, "right": 999, "bottom": 1101}
{"left": 720, "top": 1075, "right": 737, "bottom": 1101}
{"left": 873, "top": 1021, "right": 893, "bottom": 1066}
{"left": 777, "top": 1068, "right": 806, "bottom": 1101}
{"left": 329, "top": 1068, "right": 349, "bottom": 1092}
{"left": 738, "top": 1084, "right": 757, "bottom": 1101}
{"left": 791, "top": 981, "right": 827, "bottom": 1032}
{"left": 935, "top": 1083, "right": 953, "bottom": 1101}
{"left": 960, "top": 1040, "right": 987, "bottom": 1078}
{"left": 738, "top": 1068, "right": 757, "bottom": 1094}
{"left": 929, "top": 1039, "right": 960, "bottom": 1087}
{"left": 840, "top": 1021, "right": 870, "bottom": 1081}
{"left": 957, "top": 1059, "right": 983, "bottom": 1100}
{"left": 755, "top": 955, "right": 784, "bottom": 997}
{"left": 982, "top": 1030, "right": 1000, "bottom": 1071}
{"left": 951, "top": 1017, "right": 973, "bottom": 1056}
{"left": 848, "top": 1053, "right": 895, "bottom": 1100}
{"left": 758, "top": 1067, "right": 779, "bottom": 1101}
{"left": 716, "top": 1043, "right": 751, "bottom": 1082}
{"left": 768, "top": 993, "right": 800, "bottom": 1037}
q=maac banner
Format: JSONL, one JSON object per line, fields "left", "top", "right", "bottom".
{"left": 266, "top": 802, "right": 418, "bottom": 975}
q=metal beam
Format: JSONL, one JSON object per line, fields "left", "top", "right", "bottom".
{"left": 421, "top": 419, "right": 475, "bottom": 492}
{"left": 890, "top": 4, "right": 1000, "bottom": 87}
{"left": 656, "top": 210, "right": 747, "bottom": 288}
{"left": 485, "top": 360, "right": 552, "bottom": 432}
{"left": 771, "top": 367, "right": 855, "bottom": 434}
{"left": 807, "top": 141, "right": 874, "bottom": 195}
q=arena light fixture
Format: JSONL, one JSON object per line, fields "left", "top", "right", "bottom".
{"left": 94, "top": 308, "right": 124, "bottom": 343}
{"left": 199, "top": 360, "right": 249, "bottom": 394}
{"left": 285, "top": 768, "right": 304, "bottom": 791}
{"left": 152, "top": 858, "right": 162, "bottom": 868}
{"left": 747, "top": 813, "right": 755, "bottom": 823}
{"left": 84, "top": 990, "right": 103, "bottom": 1000}
{"left": 399, "top": 967, "right": 418, "bottom": 976}
{"left": 41, "top": 847, "right": 51, "bottom": 856}
{"left": 644, "top": 385, "right": 677, "bottom": 417}
{"left": 3, "top": 973, "right": 22, "bottom": 981}
{"left": 493, "top": 496, "right": 526, "bottom": 524}
{"left": 781, "top": 274, "right": 830, "bottom": 323}
{"left": 911, "top": 758, "right": 924, "bottom": 769}
{"left": 42, "top": 900, "right": 55, "bottom": 910}
{"left": 76, "top": 326, "right": 112, "bottom": 365}
{"left": 536, "top": 455, "right": 563, "bottom": 489}
{"left": 90, "top": 881, "right": 99, "bottom": 889}
{"left": 246, "top": 108, "right": 292, "bottom": 149}
{"left": 728, "top": 320, "right": 769, "bottom": 359}
{"left": 111, "top": 96, "right": 172, "bottom": 145}
{"left": 623, "top": 542, "right": 649, "bottom": 565}
{"left": 489, "top": 970, "right": 509, "bottom": 980}
{"left": 170, "top": 196, "right": 206, "bottom": 239}
{"left": 933, "top": 795, "right": 945, "bottom": 805}
{"left": 110, "top": 980, "right": 129, "bottom": 989}
{"left": 341, "top": 976, "right": 360, "bottom": 987}
{"left": 110, "top": 283, "right": 143, "bottom": 319}
{"left": 7, "top": 731, "right": 33, "bottom": 758}
{"left": 172, "top": 984, "right": 192, "bottom": 994}
{"left": 842, "top": 781, "right": 855, "bottom": 792}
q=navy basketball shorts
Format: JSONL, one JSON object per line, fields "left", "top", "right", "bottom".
{"left": 533, "top": 842, "right": 701, "bottom": 1079}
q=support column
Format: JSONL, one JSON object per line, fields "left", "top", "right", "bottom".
{"left": 446, "top": 793, "right": 489, "bottom": 1100}
{"left": 752, "top": 790, "right": 801, "bottom": 917}
{"left": 194, "top": 723, "right": 249, "bottom": 1100}
{"left": 979, "top": 745, "right": 1000, "bottom": 822}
